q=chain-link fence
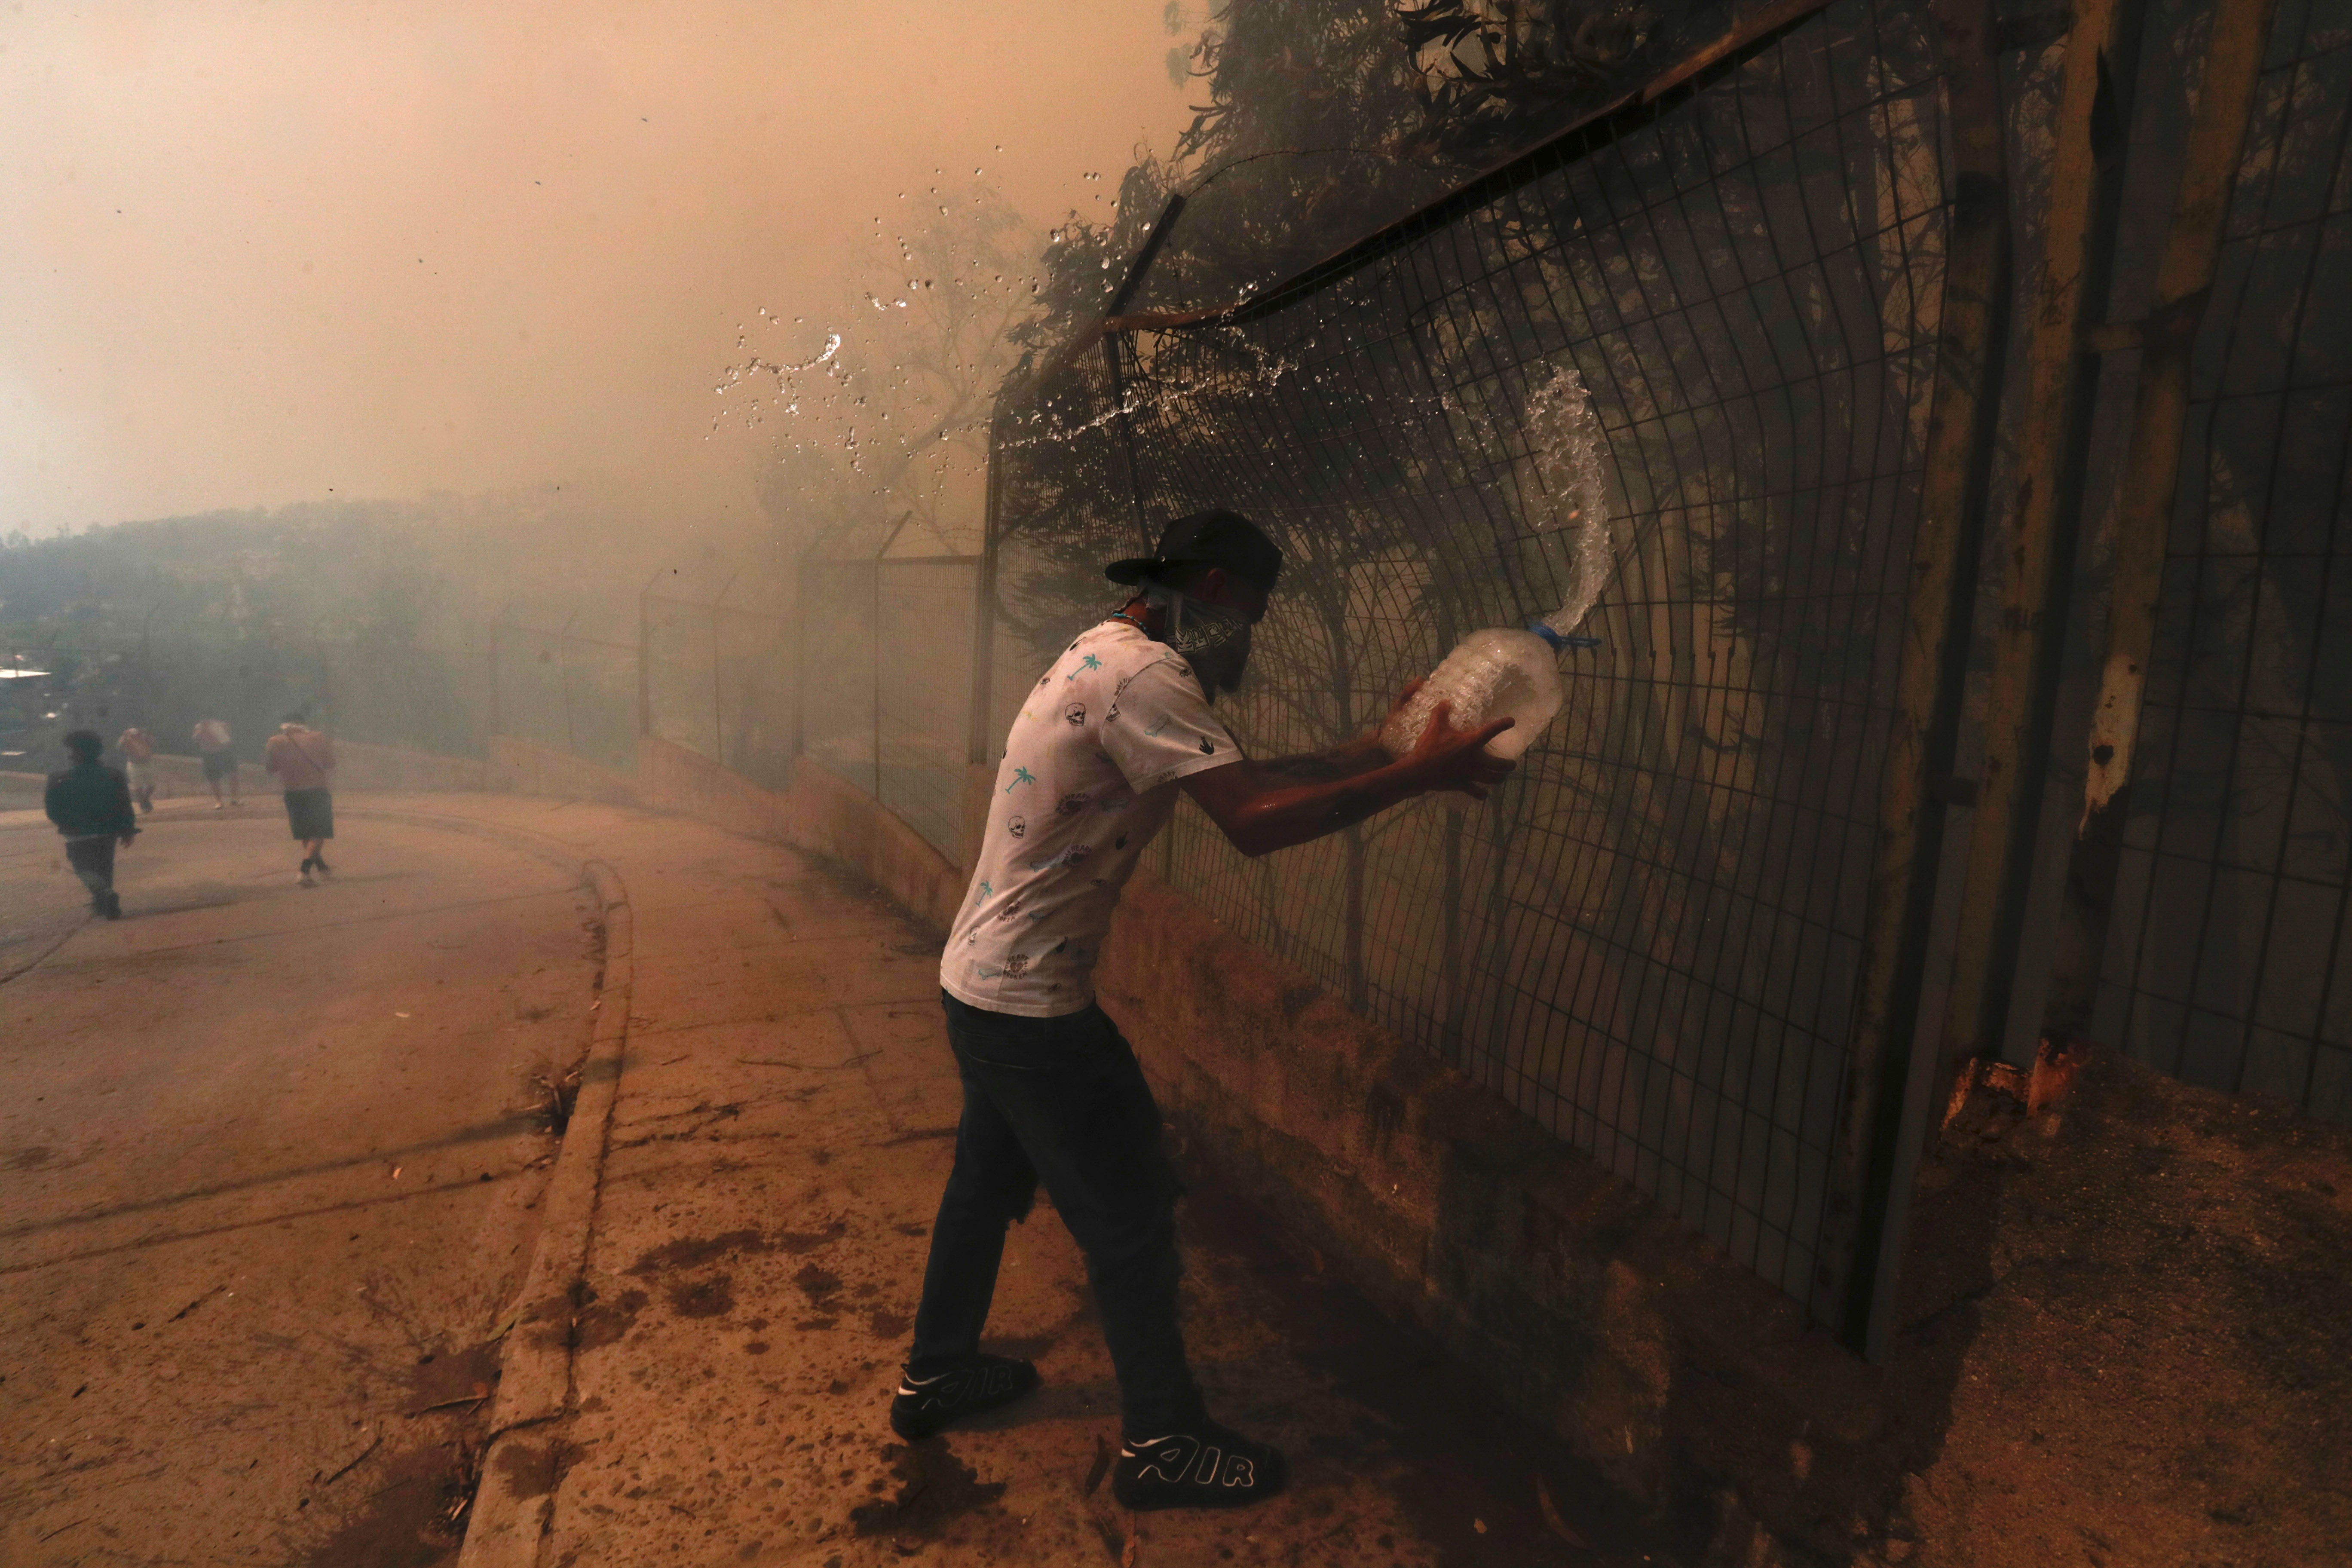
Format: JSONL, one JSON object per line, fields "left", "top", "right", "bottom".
{"left": 800, "top": 514, "right": 982, "bottom": 861}
{"left": 642, "top": 573, "right": 794, "bottom": 790}
{"left": 989, "top": 0, "right": 1950, "bottom": 1330}
{"left": 488, "top": 604, "right": 638, "bottom": 774}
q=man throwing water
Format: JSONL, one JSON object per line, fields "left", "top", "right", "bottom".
{"left": 891, "top": 510, "right": 1514, "bottom": 1511}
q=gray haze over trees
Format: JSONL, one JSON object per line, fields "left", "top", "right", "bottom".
{"left": 3, "top": 0, "right": 1725, "bottom": 774}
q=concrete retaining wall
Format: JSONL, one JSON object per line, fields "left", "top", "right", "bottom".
{"left": 1093, "top": 865, "right": 1846, "bottom": 1541}
{"left": 331, "top": 739, "right": 496, "bottom": 792}
{"left": 488, "top": 737, "right": 643, "bottom": 808}
{"left": 480, "top": 735, "right": 966, "bottom": 934}
{"left": 635, "top": 736, "right": 964, "bottom": 932}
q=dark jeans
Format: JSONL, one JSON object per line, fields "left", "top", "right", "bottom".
{"left": 912, "top": 991, "right": 1201, "bottom": 1437}
{"left": 64, "top": 837, "right": 116, "bottom": 904}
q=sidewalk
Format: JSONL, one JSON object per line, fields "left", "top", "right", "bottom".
{"left": 374, "top": 792, "right": 1670, "bottom": 1568}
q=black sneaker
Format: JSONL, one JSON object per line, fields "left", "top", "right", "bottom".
{"left": 1112, "top": 1417, "right": 1288, "bottom": 1510}
{"left": 888, "top": 1354, "right": 1038, "bottom": 1440}
{"left": 100, "top": 892, "right": 122, "bottom": 921}
{"left": 312, "top": 854, "right": 333, "bottom": 877}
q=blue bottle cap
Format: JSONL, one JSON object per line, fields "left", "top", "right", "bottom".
{"left": 1527, "top": 621, "right": 1602, "bottom": 652}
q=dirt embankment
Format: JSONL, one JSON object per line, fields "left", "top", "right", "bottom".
{"left": 1698, "top": 1045, "right": 2352, "bottom": 1567}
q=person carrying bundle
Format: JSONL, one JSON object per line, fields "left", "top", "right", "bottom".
{"left": 45, "top": 729, "right": 138, "bottom": 920}
{"left": 264, "top": 716, "right": 337, "bottom": 887}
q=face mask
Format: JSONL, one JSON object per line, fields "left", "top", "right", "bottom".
{"left": 1144, "top": 583, "right": 1254, "bottom": 701}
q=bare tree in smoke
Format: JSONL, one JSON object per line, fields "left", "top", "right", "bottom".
{"left": 747, "top": 181, "right": 1041, "bottom": 557}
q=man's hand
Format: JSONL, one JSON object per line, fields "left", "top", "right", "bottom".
{"left": 1400, "top": 700, "right": 1517, "bottom": 800}
{"left": 119, "top": 832, "right": 137, "bottom": 848}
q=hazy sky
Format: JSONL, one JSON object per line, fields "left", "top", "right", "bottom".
{"left": 1, "top": 2, "right": 1198, "bottom": 536}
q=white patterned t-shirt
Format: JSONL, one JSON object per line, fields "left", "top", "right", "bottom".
{"left": 941, "top": 619, "right": 1240, "bottom": 1017}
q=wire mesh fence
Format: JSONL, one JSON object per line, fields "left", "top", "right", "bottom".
{"left": 2091, "top": 0, "right": 2352, "bottom": 1127}
{"left": 490, "top": 606, "right": 638, "bottom": 774}
{"left": 988, "top": 0, "right": 1952, "bottom": 1325}
{"left": 801, "top": 515, "right": 981, "bottom": 862}
{"left": 643, "top": 575, "right": 795, "bottom": 790}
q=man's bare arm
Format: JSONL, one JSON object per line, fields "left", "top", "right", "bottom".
{"left": 1247, "top": 676, "right": 1433, "bottom": 785}
{"left": 1182, "top": 701, "right": 1514, "bottom": 858}
{"left": 1253, "top": 732, "right": 1390, "bottom": 784}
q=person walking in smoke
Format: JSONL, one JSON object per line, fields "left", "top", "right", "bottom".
{"left": 45, "top": 729, "right": 138, "bottom": 920}
{"left": 117, "top": 725, "right": 157, "bottom": 813}
{"left": 193, "top": 717, "right": 241, "bottom": 807}
{"left": 265, "top": 714, "right": 336, "bottom": 887}
{"left": 891, "top": 510, "right": 1515, "bottom": 1511}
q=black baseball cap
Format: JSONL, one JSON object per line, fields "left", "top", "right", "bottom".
{"left": 1105, "top": 509, "right": 1283, "bottom": 597}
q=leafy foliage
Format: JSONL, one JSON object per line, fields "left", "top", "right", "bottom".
{"left": 1394, "top": 0, "right": 1668, "bottom": 160}
{"left": 0, "top": 505, "right": 477, "bottom": 760}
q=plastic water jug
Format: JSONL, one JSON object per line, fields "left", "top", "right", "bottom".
{"left": 1377, "top": 360, "right": 1611, "bottom": 804}
{"left": 1380, "top": 622, "right": 1596, "bottom": 806}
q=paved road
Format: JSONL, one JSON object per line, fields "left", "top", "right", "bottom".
{"left": 0, "top": 799, "right": 600, "bottom": 1566}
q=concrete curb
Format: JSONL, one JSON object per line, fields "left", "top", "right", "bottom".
{"left": 334, "top": 805, "right": 629, "bottom": 1568}
{"left": 454, "top": 857, "right": 629, "bottom": 1568}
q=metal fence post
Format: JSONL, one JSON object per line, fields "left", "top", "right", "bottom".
{"left": 711, "top": 575, "right": 734, "bottom": 768}
{"left": 871, "top": 549, "right": 885, "bottom": 803}
{"left": 1937, "top": 0, "right": 2151, "bottom": 1083}
{"left": 1827, "top": 0, "right": 2016, "bottom": 1360}
{"left": 2074, "top": 0, "right": 2279, "bottom": 841}
{"left": 793, "top": 547, "right": 813, "bottom": 764}
{"left": 558, "top": 609, "right": 578, "bottom": 759}
{"left": 1102, "top": 194, "right": 1188, "bottom": 551}
{"left": 488, "top": 606, "right": 506, "bottom": 740}
{"left": 638, "top": 567, "right": 659, "bottom": 738}
{"left": 969, "top": 392, "right": 1013, "bottom": 768}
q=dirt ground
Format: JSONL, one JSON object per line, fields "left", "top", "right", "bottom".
{"left": 1666, "top": 1042, "right": 2352, "bottom": 1568}
{"left": 0, "top": 801, "right": 602, "bottom": 1566}
{"left": 1887, "top": 1049, "right": 2352, "bottom": 1567}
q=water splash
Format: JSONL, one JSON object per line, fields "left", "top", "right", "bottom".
{"left": 1519, "top": 362, "right": 1611, "bottom": 639}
